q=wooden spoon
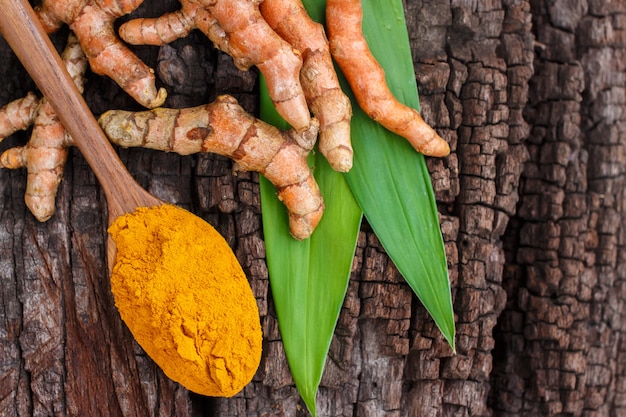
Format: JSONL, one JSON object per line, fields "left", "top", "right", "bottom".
{"left": 0, "top": 0, "right": 163, "bottom": 270}
{"left": 0, "top": 5, "right": 268, "bottom": 397}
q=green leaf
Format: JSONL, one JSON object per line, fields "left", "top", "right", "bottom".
{"left": 301, "top": 0, "right": 455, "bottom": 348}
{"left": 341, "top": 0, "right": 455, "bottom": 349}
{"left": 259, "top": 80, "right": 362, "bottom": 416}
{"left": 260, "top": 0, "right": 455, "bottom": 414}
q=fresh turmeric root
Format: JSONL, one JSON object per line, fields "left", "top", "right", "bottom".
{"left": 259, "top": 0, "right": 353, "bottom": 172}
{"left": 1, "top": 32, "right": 322, "bottom": 236}
{"left": 98, "top": 95, "right": 324, "bottom": 240}
{"left": 34, "top": 0, "right": 167, "bottom": 108}
{"left": 0, "top": 33, "right": 87, "bottom": 221}
{"left": 2, "top": 1, "right": 445, "bottom": 232}
{"left": 118, "top": 1, "right": 225, "bottom": 50}
{"left": 0, "top": 92, "right": 39, "bottom": 139}
{"left": 118, "top": 0, "right": 311, "bottom": 132}
{"left": 326, "top": 0, "right": 450, "bottom": 157}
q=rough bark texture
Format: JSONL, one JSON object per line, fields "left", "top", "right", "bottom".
{"left": 1, "top": 0, "right": 625, "bottom": 416}
{"left": 492, "top": 1, "right": 626, "bottom": 417}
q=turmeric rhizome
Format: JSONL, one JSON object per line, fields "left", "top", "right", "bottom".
{"left": 108, "top": 204, "right": 262, "bottom": 397}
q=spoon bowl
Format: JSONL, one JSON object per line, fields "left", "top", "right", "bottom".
{"left": 0, "top": 3, "right": 265, "bottom": 397}
{"left": 0, "top": 0, "right": 163, "bottom": 270}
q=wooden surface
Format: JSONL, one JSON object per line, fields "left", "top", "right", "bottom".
{"left": 1, "top": 0, "right": 626, "bottom": 416}
{"left": 0, "top": 0, "right": 163, "bottom": 274}
{"left": 0, "top": 0, "right": 162, "bottom": 223}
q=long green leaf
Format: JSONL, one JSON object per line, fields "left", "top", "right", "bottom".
{"left": 297, "top": 0, "right": 455, "bottom": 347}
{"left": 341, "top": 0, "right": 455, "bottom": 349}
{"left": 259, "top": 80, "right": 362, "bottom": 416}
{"left": 260, "top": 0, "right": 455, "bottom": 415}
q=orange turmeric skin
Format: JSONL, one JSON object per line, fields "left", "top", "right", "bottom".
{"left": 1, "top": 30, "right": 322, "bottom": 237}
{"left": 99, "top": 96, "right": 324, "bottom": 240}
{"left": 260, "top": 0, "right": 353, "bottom": 172}
{"left": 326, "top": 0, "right": 450, "bottom": 157}
{"left": 2, "top": 99, "right": 72, "bottom": 221}
{"left": 0, "top": 92, "right": 38, "bottom": 138}
{"left": 118, "top": 1, "right": 217, "bottom": 46}
{"left": 35, "top": 0, "right": 167, "bottom": 108}
{"left": 119, "top": 0, "right": 311, "bottom": 132}
{"left": 0, "top": 34, "right": 87, "bottom": 221}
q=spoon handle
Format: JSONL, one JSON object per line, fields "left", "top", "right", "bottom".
{"left": 0, "top": 0, "right": 161, "bottom": 218}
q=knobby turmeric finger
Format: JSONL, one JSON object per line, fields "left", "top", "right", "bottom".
{"left": 0, "top": 92, "right": 39, "bottom": 138}
{"left": 119, "top": 0, "right": 311, "bottom": 132}
{"left": 109, "top": 204, "right": 263, "bottom": 397}
{"left": 326, "top": 0, "right": 450, "bottom": 157}
{"left": 35, "top": 0, "right": 167, "bottom": 108}
{"left": 260, "top": 0, "right": 354, "bottom": 172}
{"left": 0, "top": 33, "right": 86, "bottom": 221}
{"left": 98, "top": 95, "right": 324, "bottom": 240}
{"left": 118, "top": 1, "right": 205, "bottom": 46}
{"left": 119, "top": 2, "right": 232, "bottom": 76}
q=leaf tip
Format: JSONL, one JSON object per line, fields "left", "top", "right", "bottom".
{"left": 303, "top": 393, "right": 318, "bottom": 417}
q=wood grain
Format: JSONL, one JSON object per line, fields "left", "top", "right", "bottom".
{"left": 0, "top": 0, "right": 163, "bottom": 270}
{"left": 0, "top": 0, "right": 162, "bottom": 222}
{"left": 3, "top": 1, "right": 626, "bottom": 416}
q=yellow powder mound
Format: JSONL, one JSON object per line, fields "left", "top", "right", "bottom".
{"left": 108, "top": 204, "right": 262, "bottom": 397}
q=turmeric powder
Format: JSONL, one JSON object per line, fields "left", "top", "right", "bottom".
{"left": 108, "top": 204, "right": 263, "bottom": 397}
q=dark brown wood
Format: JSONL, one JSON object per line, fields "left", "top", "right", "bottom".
{"left": 2, "top": 0, "right": 626, "bottom": 416}
{"left": 0, "top": 0, "right": 162, "bottom": 270}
